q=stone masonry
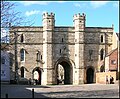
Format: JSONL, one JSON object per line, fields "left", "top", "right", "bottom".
{"left": 9, "top": 12, "right": 114, "bottom": 85}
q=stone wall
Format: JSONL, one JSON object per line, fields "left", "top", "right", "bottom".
{"left": 96, "top": 71, "right": 116, "bottom": 84}
{"left": 9, "top": 12, "right": 115, "bottom": 85}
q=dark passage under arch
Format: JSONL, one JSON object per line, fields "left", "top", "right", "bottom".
{"left": 57, "top": 61, "right": 72, "bottom": 85}
{"left": 86, "top": 67, "right": 94, "bottom": 84}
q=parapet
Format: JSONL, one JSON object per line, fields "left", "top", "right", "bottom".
{"left": 73, "top": 13, "right": 86, "bottom": 20}
{"left": 42, "top": 12, "right": 55, "bottom": 19}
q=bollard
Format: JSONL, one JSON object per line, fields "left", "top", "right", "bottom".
{"left": 32, "top": 88, "right": 34, "bottom": 98}
{"left": 5, "top": 93, "right": 8, "bottom": 98}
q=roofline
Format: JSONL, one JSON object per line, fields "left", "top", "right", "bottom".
{"left": 86, "top": 27, "right": 113, "bottom": 29}
{"left": 106, "top": 48, "right": 118, "bottom": 57}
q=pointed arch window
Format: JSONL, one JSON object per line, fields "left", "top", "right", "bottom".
{"left": 100, "top": 49, "right": 104, "bottom": 60}
{"left": 20, "top": 49, "right": 25, "bottom": 61}
{"left": 21, "top": 67, "right": 24, "bottom": 77}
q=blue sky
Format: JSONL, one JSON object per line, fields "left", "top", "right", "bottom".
{"left": 12, "top": 1, "right": 119, "bottom": 32}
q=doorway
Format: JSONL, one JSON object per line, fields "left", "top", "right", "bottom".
{"left": 32, "top": 67, "right": 41, "bottom": 85}
{"left": 86, "top": 67, "right": 94, "bottom": 84}
{"left": 57, "top": 61, "right": 72, "bottom": 85}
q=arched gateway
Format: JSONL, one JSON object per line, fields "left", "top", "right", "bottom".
{"left": 55, "top": 57, "right": 73, "bottom": 85}
{"left": 86, "top": 67, "right": 94, "bottom": 84}
{"left": 32, "top": 67, "right": 42, "bottom": 85}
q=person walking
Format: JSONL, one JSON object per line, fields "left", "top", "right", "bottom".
{"left": 106, "top": 75, "right": 109, "bottom": 84}
{"left": 110, "top": 75, "right": 114, "bottom": 84}
{"left": 110, "top": 75, "right": 112, "bottom": 84}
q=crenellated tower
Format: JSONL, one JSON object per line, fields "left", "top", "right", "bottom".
{"left": 73, "top": 13, "right": 86, "bottom": 84}
{"left": 42, "top": 12, "right": 55, "bottom": 31}
{"left": 42, "top": 12, "right": 55, "bottom": 85}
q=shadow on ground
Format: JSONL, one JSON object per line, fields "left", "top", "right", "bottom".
{"left": 1, "top": 85, "right": 50, "bottom": 98}
{"left": 1, "top": 84, "right": 119, "bottom": 98}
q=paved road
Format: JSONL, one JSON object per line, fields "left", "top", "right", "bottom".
{"left": 1, "top": 83, "right": 119, "bottom": 98}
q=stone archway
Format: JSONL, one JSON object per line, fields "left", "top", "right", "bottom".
{"left": 86, "top": 67, "right": 94, "bottom": 84}
{"left": 32, "top": 67, "right": 42, "bottom": 85}
{"left": 55, "top": 57, "right": 73, "bottom": 85}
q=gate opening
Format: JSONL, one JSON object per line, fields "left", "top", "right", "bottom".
{"left": 57, "top": 61, "right": 72, "bottom": 85}
{"left": 32, "top": 67, "right": 41, "bottom": 85}
{"left": 86, "top": 67, "right": 94, "bottom": 84}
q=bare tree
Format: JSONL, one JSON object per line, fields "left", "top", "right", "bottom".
{"left": 1, "top": 1, "right": 21, "bottom": 28}
{"left": 1, "top": 1, "right": 33, "bottom": 29}
{"left": 1, "top": 1, "right": 35, "bottom": 83}
{"left": 1, "top": 1, "right": 34, "bottom": 49}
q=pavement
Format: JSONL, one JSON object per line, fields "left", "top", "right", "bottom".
{"left": 1, "top": 83, "right": 119, "bottom": 98}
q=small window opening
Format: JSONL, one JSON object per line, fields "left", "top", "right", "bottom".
{"left": 20, "top": 49, "right": 25, "bottom": 61}
{"left": 100, "top": 49, "right": 104, "bottom": 60}
{"left": 21, "top": 67, "right": 24, "bottom": 77}
{"left": 101, "top": 35, "right": 103, "bottom": 43}
{"left": 62, "top": 38, "right": 63, "bottom": 42}
{"left": 21, "top": 34, "right": 24, "bottom": 43}
{"left": 36, "top": 51, "right": 40, "bottom": 62}
{"left": 41, "top": 55, "right": 42, "bottom": 60}
{"left": 60, "top": 49, "right": 61, "bottom": 54}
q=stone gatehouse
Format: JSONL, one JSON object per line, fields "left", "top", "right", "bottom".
{"left": 9, "top": 12, "right": 114, "bottom": 85}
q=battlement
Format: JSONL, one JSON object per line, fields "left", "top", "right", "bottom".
{"left": 73, "top": 13, "right": 86, "bottom": 20}
{"left": 43, "top": 12, "right": 55, "bottom": 19}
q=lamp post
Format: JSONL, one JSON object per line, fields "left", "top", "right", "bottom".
{"left": 14, "top": 32, "right": 18, "bottom": 84}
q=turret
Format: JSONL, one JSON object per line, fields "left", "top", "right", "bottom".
{"left": 73, "top": 13, "right": 85, "bottom": 84}
{"left": 73, "top": 13, "right": 86, "bottom": 31}
{"left": 42, "top": 12, "right": 55, "bottom": 31}
{"left": 42, "top": 12, "right": 55, "bottom": 85}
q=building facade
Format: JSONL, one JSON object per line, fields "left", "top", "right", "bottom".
{"left": 9, "top": 12, "right": 115, "bottom": 85}
{"left": 1, "top": 45, "right": 10, "bottom": 83}
{"left": 105, "top": 32, "right": 119, "bottom": 80}
{"left": 105, "top": 48, "right": 118, "bottom": 71}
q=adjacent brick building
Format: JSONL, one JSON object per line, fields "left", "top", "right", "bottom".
{"left": 105, "top": 48, "right": 118, "bottom": 71}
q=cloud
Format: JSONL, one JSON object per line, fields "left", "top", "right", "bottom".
{"left": 90, "top": 1, "right": 109, "bottom": 8}
{"left": 74, "top": 3, "right": 81, "bottom": 7}
{"left": 74, "top": 2, "right": 88, "bottom": 8}
{"left": 19, "top": 1, "right": 50, "bottom": 6}
{"left": 113, "top": 2, "right": 119, "bottom": 8}
{"left": 25, "top": 10, "right": 41, "bottom": 16}
{"left": 19, "top": 1, "right": 66, "bottom": 6}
